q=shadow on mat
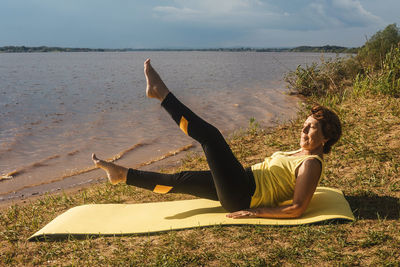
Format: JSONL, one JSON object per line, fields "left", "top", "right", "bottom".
{"left": 346, "top": 195, "right": 400, "bottom": 220}
{"left": 165, "top": 206, "right": 226, "bottom": 219}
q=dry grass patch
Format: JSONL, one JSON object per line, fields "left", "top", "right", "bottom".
{"left": 1, "top": 94, "right": 400, "bottom": 266}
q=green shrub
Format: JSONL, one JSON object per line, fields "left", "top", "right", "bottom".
{"left": 357, "top": 24, "right": 400, "bottom": 71}
{"left": 355, "top": 46, "right": 400, "bottom": 97}
{"left": 285, "top": 56, "right": 359, "bottom": 97}
{"left": 379, "top": 46, "right": 400, "bottom": 97}
{"left": 286, "top": 24, "right": 400, "bottom": 98}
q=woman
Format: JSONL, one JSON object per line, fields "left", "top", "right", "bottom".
{"left": 92, "top": 59, "right": 342, "bottom": 219}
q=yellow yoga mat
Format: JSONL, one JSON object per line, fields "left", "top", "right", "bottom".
{"left": 29, "top": 187, "right": 354, "bottom": 241}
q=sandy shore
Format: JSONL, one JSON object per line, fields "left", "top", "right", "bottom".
{"left": 0, "top": 144, "right": 198, "bottom": 209}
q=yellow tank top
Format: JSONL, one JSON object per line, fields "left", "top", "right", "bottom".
{"left": 250, "top": 149, "right": 324, "bottom": 208}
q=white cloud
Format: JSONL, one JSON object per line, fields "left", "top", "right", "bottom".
{"left": 331, "top": 0, "right": 381, "bottom": 26}
{"left": 153, "top": 0, "right": 383, "bottom": 30}
{"left": 171, "top": 0, "right": 261, "bottom": 14}
{"left": 153, "top": 0, "right": 272, "bottom": 26}
{"left": 153, "top": 6, "right": 201, "bottom": 19}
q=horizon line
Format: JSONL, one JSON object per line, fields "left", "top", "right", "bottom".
{"left": 0, "top": 44, "right": 358, "bottom": 50}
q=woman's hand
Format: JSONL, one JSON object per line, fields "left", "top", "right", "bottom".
{"left": 226, "top": 209, "right": 257, "bottom": 219}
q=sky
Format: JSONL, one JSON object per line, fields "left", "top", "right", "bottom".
{"left": 0, "top": 0, "right": 399, "bottom": 49}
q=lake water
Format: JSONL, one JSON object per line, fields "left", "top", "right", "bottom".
{"left": 0, "top": 51, "right": 338, "bottom": 202}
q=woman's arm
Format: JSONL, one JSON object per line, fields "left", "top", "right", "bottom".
{"left": 227, "top": 158, "right": 322, "bottom": 219}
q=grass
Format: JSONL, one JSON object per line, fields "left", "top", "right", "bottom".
{"left": 2, "top": 24, "right": 400, "bottom": 264}
{"left": 1, "top": 91, "right": 400, "bottom": 266}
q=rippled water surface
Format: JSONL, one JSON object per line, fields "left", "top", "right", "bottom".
{"left": 0, "top": 51, "right": 338, "bottom": 201}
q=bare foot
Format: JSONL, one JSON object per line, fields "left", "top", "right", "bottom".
{"left": 92, "top": 153, "right": 128, "bottom": 185}
{"left": 144, "top": 59, "right": 170, "bottom": 101}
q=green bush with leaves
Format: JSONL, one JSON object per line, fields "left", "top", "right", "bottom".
{"left": 285, "top": 56, "right": 359, "bottom": 97}
{"left": 355, "top": 46, "right": 400, "bottom": 97}
{"left": 286, "top": 24, "right": 400, "bottom": 98}
{"left": 357, "top": 23, "right": 400, "bottom": 71}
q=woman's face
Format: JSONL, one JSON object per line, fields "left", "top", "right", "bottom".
{"left": 300, "top": 116, "right": 328, "bottom": 151}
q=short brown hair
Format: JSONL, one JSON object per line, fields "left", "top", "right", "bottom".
{"left": 310, "top": 105, "right": 342, "bottom": 154}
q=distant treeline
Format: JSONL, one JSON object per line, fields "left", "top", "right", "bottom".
{"left": 0, "top": 46, "right": 122, "bottom": 53}
{"left": 0, "top": 45, "right": 357, "bottom": 53}
{"left": 288, "top": 45, "right": 358, "bottom": 53}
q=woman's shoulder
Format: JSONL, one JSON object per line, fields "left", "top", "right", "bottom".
{"left": 297, "top": 157, "right": 324, "bottom": 179}
{"left": 301, "top": 157, "right": 323, "bottom": 167}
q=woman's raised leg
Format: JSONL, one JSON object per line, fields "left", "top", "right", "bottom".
{"left": 144, "top": 59, "right": 255, "bottom": 212}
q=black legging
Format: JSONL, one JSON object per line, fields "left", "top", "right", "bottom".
{"left": 127, "top": 93, "right": 255, "bottom": 212}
